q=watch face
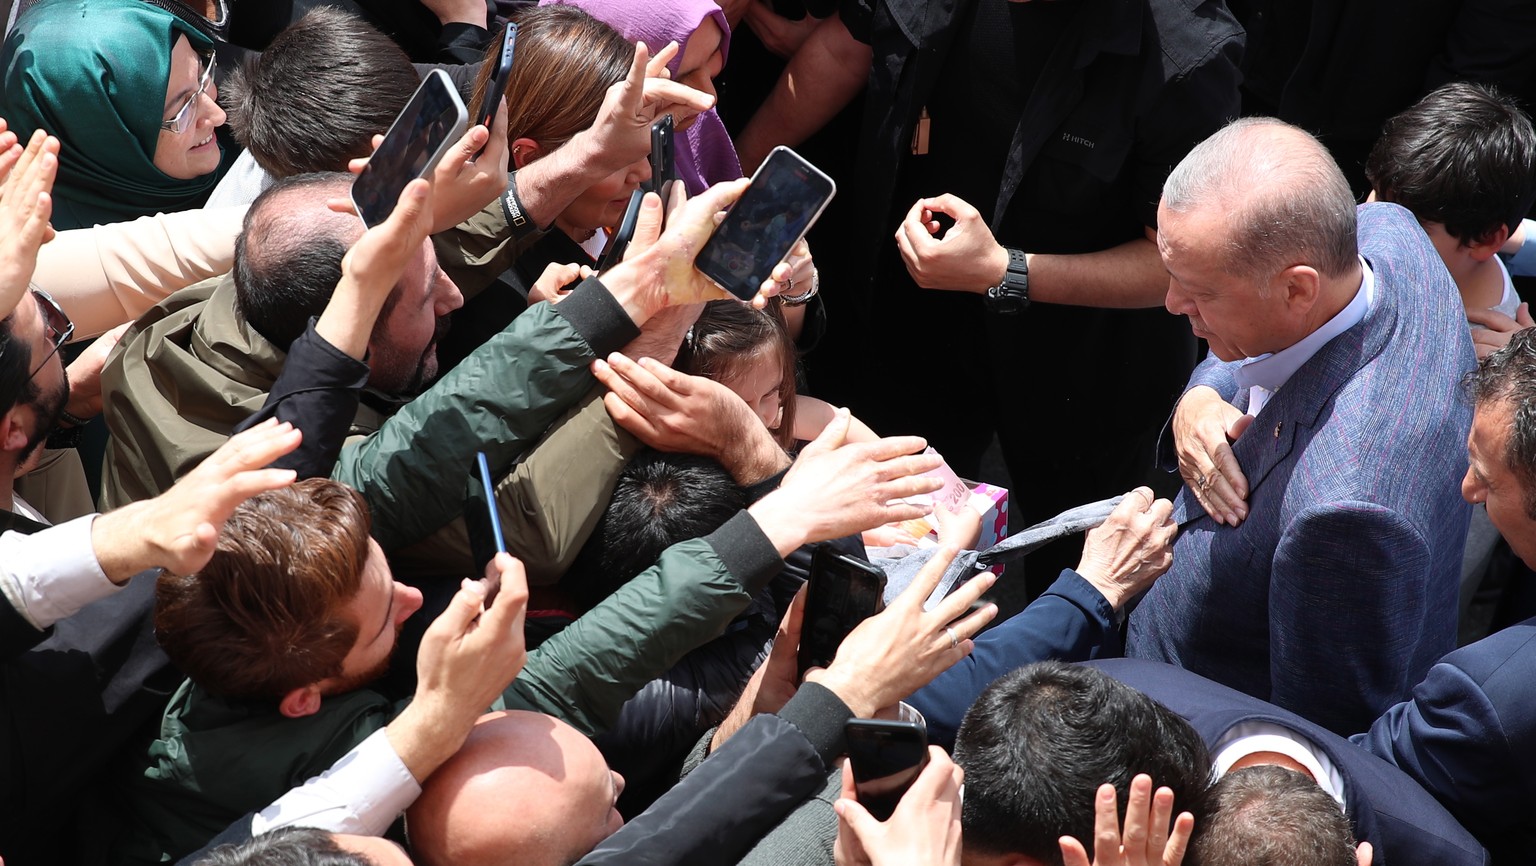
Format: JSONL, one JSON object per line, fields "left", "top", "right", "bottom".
{"left": 986, "top": 286, "right": 1026, "bottom": 314}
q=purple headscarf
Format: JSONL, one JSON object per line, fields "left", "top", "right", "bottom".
{"left": 539, "top": 0, "right": 742, "bottom": 195}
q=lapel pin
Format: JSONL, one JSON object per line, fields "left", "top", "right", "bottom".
{"left": 1274, "top": 421, "right": 1283, "bottom": 439}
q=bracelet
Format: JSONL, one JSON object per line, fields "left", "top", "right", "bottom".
{"left": 780, "top": 268, "right": 820, "bottom": 307}
{"left": 58, "top": 409, "right": 92, "bottom": 428}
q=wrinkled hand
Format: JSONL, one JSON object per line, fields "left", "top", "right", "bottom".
{"left": 895, "top": 194, "right": 1010, "bottom": 292}
{"left": 117, "top": 419, "right": 301, "bottom": 578}
{"left": 62, "top": 322, "right": 131, "bottom": 420}
{"left": 0, "top": 127, "right": 58, "bottom": 318}
{"left": 1074, "top": 488, "right": 1175, "bottom": 611}
{"left": 1173, "top": 385, "right": 1251, "bottom": 525}
{"left": 585, "top": 42, "right": 714, "bottom": 174}
{"left": 749, "top": 409, "right": 944, "bottom": 552}
{"left": 835, "top": 748, "right": 964, "bottom": 866}
{"left": 806, "top": 545, "right": 997, "bottom": 716}
{"left": 1468, "top": 303, "right": 1535, "bottom": 361}
{"left": 712, "top": 585, "right": 807, "bottom": 750}
{"left": 745, "top": 0, "right": 825, "bottom": 58}
{"left": 527, "top": 261, "right": 586, "bottom": 306}
{"left": 593, "top": 351, "right": 785, "bottom": 481}
{"left": 1060, "top": 776, "right": 1194, "bottom": 866}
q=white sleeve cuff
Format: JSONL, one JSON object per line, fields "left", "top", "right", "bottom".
{"left": 251, "top": 728, "right": 422, "bottom": 837}
{"left": 1, "top": 515, "right": 117, "bottom": 629}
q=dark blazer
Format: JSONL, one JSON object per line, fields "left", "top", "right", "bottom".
{"left": 1127, "top": 203, "right": 1476, "bottom": 735}
{"left": 1353, "top": 619, "right": 1536, "bottom": 865}
{"left": 1089, "top": 658, "right": 1488, "bottom": 866}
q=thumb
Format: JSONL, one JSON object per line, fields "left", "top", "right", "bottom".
{"left": 1227, "top": 413, "right": 1254, "bottom": 442}
{"left": 628, "top": 191, "right": 662, "bottom": 257}
{"left": 1519, "top": 302, "right": 1533, "bottom": 328}
{"left": 800, "top": 407, "right": 851, "bottom": 458}
{"left": 430, "top": 578, "right": 489, "bottom": 639}
{"left": 834, "top": 797, "right": 880, "bottom": 837}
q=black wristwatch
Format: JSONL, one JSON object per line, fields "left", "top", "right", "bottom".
{"left": 983, "top": 247, "right": 1030, "bottom": 315}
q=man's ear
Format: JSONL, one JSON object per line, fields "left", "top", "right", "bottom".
{"left": 510, "top": 138, "right": 543, "bottom": 170}
{"left": 0, "top": 404, "right": 34, "bottom": 455}
{"left": 1276, "top": 263, "right": 1321, "bottom": 311}
{"left": 1467, "top": 224, "right": 1511, "bottom": 263}
{"left": 279, "top": 684, "right": 324, "bottom": 719}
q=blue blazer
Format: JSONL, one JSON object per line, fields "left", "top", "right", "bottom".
{"left": 1353, "top": 619, "right": 1536, "bottom": 865}
{"left": 1127, "top": 203, "right": 1475, "bottom": 735}
{"left": 1089, "top": 658, "right": 1489, "bottom": 866}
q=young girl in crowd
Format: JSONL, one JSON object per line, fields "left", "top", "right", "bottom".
{"left": 676, "top": 300, "right": 981, "bottom": 549}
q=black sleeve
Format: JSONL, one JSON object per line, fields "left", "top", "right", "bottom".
{"left": 411, "top": 60, "right": 485, "bottom": 103}
{"left": 0, "top": 601, "right": 50, "bottom": 662}
{"left": 233, "top": 320, "right": 370, "bottom": 479}
{"left": 575, "top": 684, "right": 852, "bottom": 866}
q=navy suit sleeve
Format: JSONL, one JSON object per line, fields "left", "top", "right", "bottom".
{"left": 1354, "top": 630, "right": 1536, "bottom": 846}
{"left": 1271, "top": 502, "right": 1441, "bottom": 735}
{"left": 908, "top": 569, "right": 1117, "bottom": 748}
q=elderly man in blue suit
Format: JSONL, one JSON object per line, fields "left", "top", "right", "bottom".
{"left": 1124, "top": 117, "right": 1476, "bottom": 735}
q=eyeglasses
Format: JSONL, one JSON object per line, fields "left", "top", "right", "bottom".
{"left": 160, "top": 50, "right": 215, "bottom": 135}
{"left": 27, "top": 289, "right": 73, "bottom": 379}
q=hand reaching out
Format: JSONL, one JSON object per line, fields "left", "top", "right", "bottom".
{"left": 0, "top": 127, "right": 59, "bottom": 319}
{"left": 1059, "top": 776, "right": 1193, "bottom": 866}
{"left": 834, "top": 747, "right": 964, "bottom": 866}
{"left": 1074, "top": 487, "right": 1175, "bottom": 610}
{"left": 895, "top": 194, "right": 1009, "bottom": 293}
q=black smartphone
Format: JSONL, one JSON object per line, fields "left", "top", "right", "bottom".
{"left": 464, "top": 451, "right": 507, "bottom": 585}
{"left": 696, "top": 146, "right": 836, "bottom": 300}
{"left": 350, "top": 69, "right": 468, "bottom": 228}
{"left": 797, "top": 546, "right": 887, "bottom": 676}
{"left": 645, "top": 115, "right": 680, "bottom": 214}
{"left": 845, "top": 719, "right": 931, "bottom": 821}
{"left": 596, "top": 188, "right": 645, "bottom": 272}
{"left": 474, "top": 22, "right": 518, "bottom": 132}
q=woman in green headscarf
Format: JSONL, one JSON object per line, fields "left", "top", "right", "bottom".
{"left": 0, "top": 0, "right": 237, "bottom": 230}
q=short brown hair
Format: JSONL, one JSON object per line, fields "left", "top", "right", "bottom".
{"left": 155, "top": 479, "right": 374, "bottom": 701}
{"left": 469, "top": 6, "right": 632, "bottom": 153}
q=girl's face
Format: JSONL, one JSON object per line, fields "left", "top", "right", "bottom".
{"left": 675, "top": 17, "right": 725, "bottom": 103}
{"left": 721, "top": 347, "right": 784, "bottom": 431}
{"left": 153, "top": 35, "right": 225, "bottom": 180}
{"left": 562, "top": 152, "right": 651, "bottom": 232}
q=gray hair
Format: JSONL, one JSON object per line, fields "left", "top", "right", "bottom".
{"left": 1467, "top": 328, "right": 1536, "bottom": 518}
{"left": 1187, "top": 764, "right": 1356, "bottom": 866}
{"left": 1162, "top": 117, "right": 1358, "bottom": 286}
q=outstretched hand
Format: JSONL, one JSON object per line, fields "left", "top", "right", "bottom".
{"left": 895, "top": 193, "right": 1009, "bottom": 293}
{"left": 0, "top": 127, "right": 59, "bottom": 318}
{"left": 1059, "top": 776, "right": 1194, "bottom": 866}
{"left": 834, "top": 747, "right": 964, "bottom": 866}
{"left": 1075, "top": 487, "right": 1175, "bottom": 610}
{"left": 90, "top": 420, "right": 302, "bottom": 582}
{"left": 807, "top": 545, "right": 996, "bottom": 717}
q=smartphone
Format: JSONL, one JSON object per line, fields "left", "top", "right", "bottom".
{"left": 696, "top": 146, "right": 836, "bottom": 301}
{"left": 845, "top": 719, "right": 931, "bottom": 821}
{"left": 474, "top": 23, "right": 518, "bottom": 133}
{"left": 464, "top": 451, "right": 507, "bottom": 583}
{"left": 595, "top": 189, "right": 645, "bottom": 272}
{"left": 645, "top": 115, "right": 680, "bottom": 215}
{"left": 797, "top": 546, "right": 887, "bottom": 676}
{"left": 350, "top": 69, "right": 468, "bottom": 228}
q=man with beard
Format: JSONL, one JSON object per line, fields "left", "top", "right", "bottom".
{"left": 0, "top": 287, "right": 72, "bottom": 533}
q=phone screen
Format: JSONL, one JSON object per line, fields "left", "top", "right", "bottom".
{"left": 845, "top": 719, "right": 930, "bottom": 821}
{"left": 474, "top": 23, "right": 518, "bottom": 132}
{"left": 351, "top": 69, "right": 467, "bottom": 228}
{"left": 697, "top": 146, "right": 835, "bottom": 300}
{"left": 464, "top": 451, "right": 507, "bottom": 580}
{"left": 797, "top": 546, "right": 886, "bottom": 676}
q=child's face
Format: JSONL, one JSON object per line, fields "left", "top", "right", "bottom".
{"left": 722, "top": 349, "right": 784, "bottom": 431}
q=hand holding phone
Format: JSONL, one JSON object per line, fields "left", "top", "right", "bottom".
{"left": 798, "top": 546, "right": 887, "bottom": 676}
{"left": 844, "top": 718, "right": 931, "bottom": 821}
{"left": 471, "top": 23, "right": 518, "bottom": 158}
{"left": 351, "top": 69, "right": 468, "bottom": 228}
{"left": 596, "top": 189, "right": 645, "bottom": 272}
{"left": 646, "top": 115, "right": 681, "bottom": 217}
{"left": 464, "top": 451, "right": 508, "bottom": 600}
{"left": 696, "top": 146, "right": 835, "bottom": 301}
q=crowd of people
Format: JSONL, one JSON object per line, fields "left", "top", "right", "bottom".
{"left": 1, "top": 0, "right": 1536, "bottom": 864}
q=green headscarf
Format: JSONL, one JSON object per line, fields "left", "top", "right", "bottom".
{"left": 0, "top": 0, "right": 234, "bottom": 229}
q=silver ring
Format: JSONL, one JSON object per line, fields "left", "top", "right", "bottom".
{"left": 946, "top": 627, "right": 959, "bottom": 649}
{"left": 784, "top": 277, "right": 795, "bottom": 293}
{"left": 1195, "top": 474, "right": 1209, "bottom": 492}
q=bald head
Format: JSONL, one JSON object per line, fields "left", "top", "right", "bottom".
{"left": 233, "top": 172, "right": 368, "bottom": 351}
{"left": 407, "top": 712, "right": 624, "bottom": 866}
{"left": 1161, "top": 118, "right": 1358, "bottom": 286}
